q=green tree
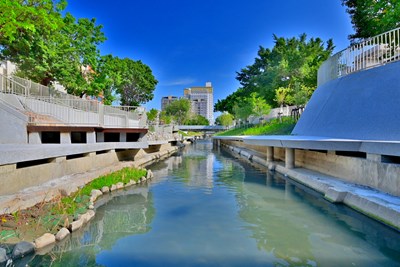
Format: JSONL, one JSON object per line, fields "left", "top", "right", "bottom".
{"left": 0, "top": 1, "right": 106, "bottom": 93}
{"left": 342, "top": 0, "right": 400, "bottom": 42}
{"left": 219, "top": 34, "right": 334, "bottom": 113}
{"left": 164, "top": 98, "right": 191, "bottom": 125}
{"left": 215, "top": 113, "right": 234, "bottom": 127}
{"left": 159, "top": 110, "right": 172, "bottom": 125}
{"left": 147, "top": 108, "right": 158, "bottom": 124}
{"left": 184, "top": 114, "right": 209, "bottom": 125}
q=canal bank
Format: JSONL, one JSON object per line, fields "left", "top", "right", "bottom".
{"left": 213, "top": 138, "right": 400, "bottom": 231}
{"left": 0, "top": 142, "right": 179, "bottom": 215}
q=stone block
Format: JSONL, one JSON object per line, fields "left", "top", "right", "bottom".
{"left": 55, "top": 228, "right": 70, "bottom": 241}
{"left": 35, "top": 233, "right": 56, "bottom": 249}
{"left": 12, "top": 241, "right": 35, "bottom": 259}
{"left": 324, "top": 188, "right": 348, "bottom": 203}
{"left": 101, "top": 186, "right": 110, "bottom": 194}
{"left": 0, "top": 248, "right": 8, "bottom": 264}
{"left": 69, "top": 219, "right": 83, "bottom": 232}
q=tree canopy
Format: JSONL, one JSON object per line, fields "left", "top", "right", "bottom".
{"left": 215, "top": 113, "right": 234, "bottom": 127}
{"left": 164, "top": 98, "right": 191, "bottom": 125}
{"left": 0, "top": 0, "right": 157, "bottom": 106}
{"left": 215, "top": 34, "right": 334, "bottom": 117}
{"left": 342, "top": 0, "right": 400, "bottom": 42}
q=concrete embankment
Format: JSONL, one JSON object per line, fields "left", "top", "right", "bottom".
{"left": 0, "top": 143, "right": 179, "bottom": 215}
{"left": 218, "top": 141, "right": 400, "bottom": 231}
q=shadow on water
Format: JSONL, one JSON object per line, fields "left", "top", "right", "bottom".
{"left": 15, "top": 139, "right": 400, "bottom": 267}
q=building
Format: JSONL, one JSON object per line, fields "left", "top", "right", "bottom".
{"left": 161, "top": 96, "right": 178, "bottom": 110}
{"left": 184, "top": 82, "right": 214, "bottom": 125}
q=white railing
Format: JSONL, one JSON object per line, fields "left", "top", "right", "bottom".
{"left": 0, "top": 74, "right": 147, "bottom": 128}
{"left": 318, "top": 27, "right": 400, "bottom": 86}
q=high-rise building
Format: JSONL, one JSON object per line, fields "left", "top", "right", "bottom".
{"left": 184, "top": 82, "right": 214, "bottom": 125}
{"left": 161, "top": 96, "right": 178, "bottom": 110}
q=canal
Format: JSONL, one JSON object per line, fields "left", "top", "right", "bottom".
{"left": 25, "top": 140, "right": 400, "bottom": 266}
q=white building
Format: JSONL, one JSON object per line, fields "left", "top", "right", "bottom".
{"left": 183, "top": 82, "right": 214, "bottom": 125}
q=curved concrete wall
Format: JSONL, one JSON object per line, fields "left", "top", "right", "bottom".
{"left": 292, "top": 61, "right": 400, "bottom": 140}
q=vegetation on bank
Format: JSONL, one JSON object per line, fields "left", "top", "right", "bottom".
{"left": 215, "top": 117, "right": 296, "bottom": 136}
{"left": 0, "top": 167, "right": 147, "bottom": 243}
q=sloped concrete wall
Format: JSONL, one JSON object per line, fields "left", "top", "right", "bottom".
{"left": 292, "top": 61, "right": 400, "bottom": 140}
{"left": 0, "top": 100, "right": 28, "bottom": 144}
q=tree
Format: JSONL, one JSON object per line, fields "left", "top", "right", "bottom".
{"left": 90, "top": 56, "right": 158, "bottom": 106}
{"left": 215, "top": 113, "right": 234, "bottom": 127}
{"left": 215, "top": 34, "right": 333, "bottom": 114}
{"left": 342, "top": 0, "right": 400, "bottom": 42}
{"left": 164, "top": 98, "right": 191, "bottom": 125}
{"left": 159, "top": 111, "right": 172, "bottom": 125}
{"left": 147, "top": 108, "right": 158, "bottom": 124}
{"left": 184, "top": 114, "right": 209, "bottom": 125}
{"left": 0, "top": 1, "right": 106, "bottom": 93}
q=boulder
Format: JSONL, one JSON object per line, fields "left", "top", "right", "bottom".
{"left": 110, "top": 184, "right": 117, "bottom": 191}
{"left": 34, "top": 233, "right": 56, "bottom": 249}
{"left": 0, "top": 247, "right": 8, "bottom": 264}
{"left": 101, "top": 186, "right": 110, "bottom": 194}
{"left": 116, "top": 182, "right": 124, "bottom": 189}
{"left": 11, "top": 241, "right": 35, "bottom": 259}
{"left": 69, "top": 219, "right": 83, "bottom": 232}
{"left": 55, "top": 228, "right": 70, "bottom": 241}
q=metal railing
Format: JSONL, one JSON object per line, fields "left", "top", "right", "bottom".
{"left": 318, "top": 27, "right": 400, "bottom": 86}
{"left": 0, "top": 73, "right": 146, "bottom": 128}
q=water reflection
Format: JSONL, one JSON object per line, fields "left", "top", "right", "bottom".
{"left": 216, "top": 149, "right": 400, "bottom": 266}
{"left": 26, "top": 186, "right": 155, "bottom": 266}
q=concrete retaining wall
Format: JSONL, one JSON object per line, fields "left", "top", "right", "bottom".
{"left": 0, "top": 143, "right": 178, "bottom": 195}
{"left": 219, "top": 140, "right": 400, "bottom": 196}
{"left": 293, "top": 61, "right": 400, "bottom": 140}
{"left": 0, "top": 100, "right": 28, "bottom": 144}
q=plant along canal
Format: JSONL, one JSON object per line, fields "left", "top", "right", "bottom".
{"left": 21, "top": 140, "right": 400, "bottom": 266}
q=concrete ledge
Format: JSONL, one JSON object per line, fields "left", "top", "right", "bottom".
{"left": 220, "top": 142, "right": 400, "bottom": 230}
{"left": 0, "top": 142, "right": 149, "bottom": 165}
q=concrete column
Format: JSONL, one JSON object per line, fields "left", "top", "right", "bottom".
{"left": 87, "top": 131, "right": 96, "bottom": 144}
{"left": 367, "top": 153, "right": 381, "bottom": 162}
{"left": 285, "top": 148, "right": 295, "bottom": 169}
{"left": 28, "top": 132, "right": 41, "bottom": 144}
{"left": 120, "top": 132, "right": 127, "bottom": 142}
{"left": 97, "top": 132, "right": 104, "bottom": 142}
{"left": 266, "top": 146, "right": 274, "bottom": 163}
{"left": 60, "top": 132, "right": 71, "bottom": 144}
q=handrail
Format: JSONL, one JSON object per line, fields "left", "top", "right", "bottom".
{"left": 0, "top": 74, "right": 147, "bottom": 128}
{"left": 318, "top": 27, "right": 400, "bottom": 86}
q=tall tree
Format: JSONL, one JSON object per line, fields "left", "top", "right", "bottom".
{"left": 215, "top": 113, "right": 234, "bottom": 127}
{"left": 216, "top": 34, "right": 334, "bottom": 114}
{"left": 0, "top": 0, "right": 106, "bottom": 93}
{"left": 342, "top": 0, "right": 400, "bottom": 42}
{"left": 164, "top": 98, "right": 191, "bottom": 125}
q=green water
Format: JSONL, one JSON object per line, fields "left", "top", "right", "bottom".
{"left": 23, "top": 140, "right": 400, "bottom": 266}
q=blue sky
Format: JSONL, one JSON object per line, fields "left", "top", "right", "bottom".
{"left": 65, "top": 0, "right": 353, "bottom": 111}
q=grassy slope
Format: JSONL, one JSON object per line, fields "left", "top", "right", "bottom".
{"left": 215, "top": 117, "right": 296, "bottom": 136}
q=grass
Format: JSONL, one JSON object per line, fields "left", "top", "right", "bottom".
{"left": 215, "top": 117, "right": 296, "bottom": 136}
{"left": 0, "top": 167, "right": 147, "bottom": 242}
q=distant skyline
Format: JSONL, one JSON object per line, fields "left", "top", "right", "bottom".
{"left": 65, "top": 0, "right": 354, "bottom": 112}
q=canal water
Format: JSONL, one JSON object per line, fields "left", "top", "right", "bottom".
{"left": 24, "top": 140, "right": 400, "bottom": 266}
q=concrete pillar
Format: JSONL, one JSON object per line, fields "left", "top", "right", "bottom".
{"left": 266, "top": 146, "right": 274, "bottom": 163}
{"left": 28, "top": 132, "right": 41, "bottom": 144}
{"left": 97, "top": 132, "right": 104, "bottom": 142}
{"left": 60, "top": 132, "right": 71, "bottom": 144}
{"left": 285, "top": 148, "right": 295, "bottom": 169}
{"left": 367, "top": 153, "right": 381, "bottom": 162}
{"left": 120, "top": 132, "right": 127, "bottom": 142}
{"left": 87, "top": 131, "right": 96, "bottom": 144}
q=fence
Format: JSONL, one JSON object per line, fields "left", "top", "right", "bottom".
{"left": 318, "top": 27, "right": 400, "bottom": 86}
{"left": 0, "top": 73, "right": 146, "bottom": 128}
